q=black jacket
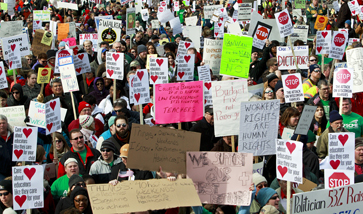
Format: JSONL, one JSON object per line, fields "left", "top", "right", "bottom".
{"left": 189, "top": 117, "right": 221, "bottom": 151}
{"left": 303, "top": 147, "right": 320, "bottom": 179}
{"left": 249, "top": 46, "right": 270, "bottom": 81}
{"left": 135, "top": 55, "right": 146, "bottom": 69}
{"left": 104, "top": 132, "right": 130, "bottom": 156}
{"left": 54, "top": 196, "right": 72, "bottom": 214}
{"left": 307, "top": 93, "right": 339, "bottom": 115}
{"left": 7, "top": 83, "right": 29, "bottom": 107}
{"left": 0, "top": 132, "right": 14, "bottom": 177}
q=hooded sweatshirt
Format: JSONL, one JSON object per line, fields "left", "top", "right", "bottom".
{"left": 7, "top": 83, "right": 29, "bottom": 107}
{"left": 88, "top": 77, "right": 109, "bottom": 104}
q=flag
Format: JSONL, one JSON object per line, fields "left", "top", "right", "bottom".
{"left": 118, "top": 170, "right": 134, "bottom": 178}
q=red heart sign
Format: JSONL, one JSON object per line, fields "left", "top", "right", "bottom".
{"left": 137, "top": 70, "right": 144, "bottom": 81}
{"left": 204, "top": 99, "right": 207, "bottom": 104}
{"left": 46, "top": 123, "right": 53, "bottom": 132}
{"left": 23, "top": 128, "right": 32, "bottom": 138}
{"left": 134, "top": 93, "right": 141, "bottom": 102}
{"left": 215, "top": 32, "right": 219, "bottom": 37}
{"left": 151, "top": 75, "right": 158, "bottom": 82}
{"left": 278, "top": 165, "right": 288, "bottom": 177}
{"left": 15, "top": 195, "right": 27, "bottom": 207}
{"left": 218, "top": 23, "right": 222, "bottom": 27}
{"left": 46, "top": 167, "right": 50, "bottom": 171}
{"left": 330, "top": 160, "right": 340, "bottom": 169}
{"left": 352, "top": 10, "right": 356, "bottom": 15}
{"left": 204, "top": 82, "right": 211, "bottom": 90}
{"left": 178, "top": 72, "right": 185, "bottom": 79}
{"left": 151, "top": 119, "right": 155, "bottom": 124}
{"left": 50, "top": 101, "right": 56, "bottom": 110}
{"left": 0, "top": 67, "right": 2, "bottom": 76}
{"left": 9, "top": 61, "right": 12, "bottom": 68}
{"left": 156, "top": 59, "right": 164, "bottom": 66}
{"left": 286, "top": 142, "right": 296, "bottom": 154}
{"left": 76, "top": 68, "right": 82, "bottom": 73}
{"left": 185, "top": 42, "right": 191, "bottom": 49}
{"left": 220, "top": 17, "right": 224, "bottom": 21}
{"left": 112, "top": 53, "right": 120, "bottom": 61}
{"left": 322, "top": 32, "right": 328, "bottom": 38}
{"left": 14, "top": 149, "right": 23, "bottom": 159}
{"left": 221, "top": 8, "right": 224, "bottom": 12}
{"left": 338, "top": 134, "right": 349, "bottom": 146}
{"left": 11, "top": 44, "right": 16, "bottom": 51}
{"left": 184, "top": 55, "right": 191, "bottom": 63}
{"left": 107, "top": 69, "right": 114, "bottom": 77}
{"left": 36, "top": 20, "right": 40, "bottom": 24}
{"left": 78, "top": 54, "right": 84, "bottom": 60}
{"left": 317, "top": 46, "right": 322, "bottom": 53}
{"left": 233, "top": 18, "right": 237, "bottom": 22}
{"left": 352, "top": 1, "right": 355, "bottom": 4}
{"left": 24, "top": 167, "right": 36, "bottom": 180}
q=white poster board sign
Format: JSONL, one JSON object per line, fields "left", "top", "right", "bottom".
{"left": 282, "top": 73, "right": 304, "bottom": 103}
{"left": 346, "top": 48, "right": 363, "bottom": 93}
{"left": 275, "top": 9, "right": 294, "bottom": 37}
{"left": 106, "top": 52, "right": 124, "bottom": 80}
{"left": 316, "top": 30, "right": 332, "bottom": 54}
{"left": 333, "top": 68, "right": 353, "bottom": 98}
{"left": 130, "top": 69, "right": 150, "bottom": 105}
{"left": 12, "top": 127, "right": 38, "bottom": 162}
{"left": 329, "top": 31, "right": 348, "bottom": 60}
{"left": 277, "top": 46, "right": 309, "bottom": 70}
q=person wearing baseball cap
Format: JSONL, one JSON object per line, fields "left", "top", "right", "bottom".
{"left": 0, "top": 180, "right": 13, "bottom": 213}
{"left": 96, "top": 116, "right": 117, "bottom": 151}
{"left": 302, "top": 64, "right": 321, "bottom": 93}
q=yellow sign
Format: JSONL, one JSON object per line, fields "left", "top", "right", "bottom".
{"left": 41, "top": 31, "right": 53, "bottom": 46}
{"left": 159, "top": 38, "right": 169, "bottom": 45}
{"left": 37, "top": 68, "right": 51, "bottom": 84}
{"left": 314, "top": 15, "right": 328, "bottom": 30}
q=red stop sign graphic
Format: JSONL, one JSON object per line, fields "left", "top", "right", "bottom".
{"left": 159, "top": 7, "right": 164, "bottom": 12}
{"left": 336, "top": 69, "right": 351, "bottom": 84}
{"left": 334, "top": 33, "right": 346, "bottom": 47}
{"left": 329, "top": 172, "right": 350, "bottom": 188}
{"left": 285, "top": 75, "right": 299, "bottom": 89}
{"left": 58, "top": 50, "right": 71, "bottom": 58}
{"left": 256, "top": 27, "right": 269, "bottom": 40}
{"left": 161, "top": 1, "right": 166, "bottom": 6}
{"left": 318, "top": 17, "right": 325, "bottom": 23}
{"left": 41, "top": 69, "right": 49, "bottom": 76}
{"left": 278, "top": 12, "right": 289, "bottom": 25}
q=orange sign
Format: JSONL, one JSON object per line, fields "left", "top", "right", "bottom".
{"left": 314, "top": 15, "right": 328, "bottom": 30}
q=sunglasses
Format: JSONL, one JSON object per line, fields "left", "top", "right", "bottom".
{"left": 101, "top": 148, "right": 112, "bottom": 152}
{"left": 40, "top": 60, "right": 47, "bottom": 64}
{"left": 265, "top": 90, "right": 273, "bottom": 93}
{"left": 274, "top": 63, "right": 278, "bottom": 66}
{"left": 12, "top": 91, "right": 20, "bottom": 94}
{"left": 310, "top": 59, "right": 317, "bottom": 62}
{"left": 72, "top": 136, "right": 84, "bottom": 141}
{"left": 270, "top": 196, "right": 279, "bottom": 200}
{"left": 0, "top": 192, "right": 10, "bottom": 196}
{"left": 313, "top": 69, "right": 321, "bottom": 72}
{"left": 96, "top": 83, "right": 104, "bottom": 86}
{"left": 116, "top": 123, "right": 127, "bottom": 128}
{"left": 257, "top": 183, "right": 268, "bottom": 189}
{"left": 55, "top": 140, "right": 62, "bottom": 143}
{"left": 115, "top": 109, "right": 123, "bottom": 113}
{"left": 75, "top": 182, "right": 86, "bottom": 187}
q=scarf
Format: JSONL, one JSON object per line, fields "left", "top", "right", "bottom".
{"left": 86, "top": 77, "right": 95, "bottom": 86}
{"left": 356, "top": 164, "right": 363, "bottom": 175}
{"left": 116, "top": 131, "right": 130, "bottom": 143}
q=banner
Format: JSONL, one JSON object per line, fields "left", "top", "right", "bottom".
{"left": 187, "top": 152, "right": 253, "bottom": 205}
{"left": 98, "top": 19, "right": 122, "bottom": 45}
{"left": 12, "top": 127, "right": 37, "bottom": 161}
{"left": 277, "top": 46, "right": 309, "bottom": 70}
{"left": 282, "top": 73, "right": 304, "bottom": 103}
{"left": 316, "top": 30, "right": 331, "bottom": 55}
{"left": 333, "top": 68, "right": 353, "bottom": 98}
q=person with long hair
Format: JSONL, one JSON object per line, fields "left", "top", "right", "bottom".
{"left": 146, "top": 42, "right": 157, "bottom": 55}
{"left": 309, "top": 103, "right": 328, "bottom": 136}
{"left": 47, "top": 133, "right": 70, "bottom": 164}
{"left": 262, "top": 85, "right": 275, "bottom": 100}
{"left": 279, "top": 107, "right": 300, "bottom": 135}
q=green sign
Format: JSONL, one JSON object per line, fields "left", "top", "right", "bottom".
{"left": 220, "top": 34, "right": 253, "bottom": 78}
{"left": 294, "top": 0, "right": 306, "bottom": 9}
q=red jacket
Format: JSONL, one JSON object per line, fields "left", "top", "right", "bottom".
{"left": 68, "top": 118, "right": 104, "bottom": 137}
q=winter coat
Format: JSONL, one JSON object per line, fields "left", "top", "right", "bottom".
{"left": 189, "top": 117, "right": 221, "bottom": 151}
{"left": 7, "top": 83, "right": 29, "bottom": 107}
{"left": 316, "top": 126, "right": 349, "bottom": 158}
{"left": 0, "top": 131, "right": 14, "bottom": 177}
{"left": 88, "top": 77, "right": 109, "bottom": 104}
{"left": 89, "top": 155, "right": 126, "bottom": 183}
{"left": 22, "top": 83, "right": 41, "bottom": 100}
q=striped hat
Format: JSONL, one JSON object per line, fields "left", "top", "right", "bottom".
{"left": 79, "top": 115, "right": 94, "bottom": 129}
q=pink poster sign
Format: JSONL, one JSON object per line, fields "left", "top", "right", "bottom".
{"left": 155, "top": 81, "right": 204, "bottom": 124}
{"left": 62, "top": 37, "right": 77, "bottom": 47}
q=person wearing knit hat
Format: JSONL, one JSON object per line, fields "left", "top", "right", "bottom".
{"left": 302, "top": 64, "right": 321, "bottom": 93}
{"left": 250, "top": 173, "right": 269, "bottom": 213}
{"left": 135, "top": 45, "right": 147, "bottom": 69}
{"left": 275, "top": 179, "right": 303, "bottom": 213}
{"left": 3, "top": 208, "right": 17, "bottom": 214}
{"left": 68, "top": 174, "right": 85, "bottom": 190}
{"left": 79, "top": 115, "right": 94, "bottom": 130}
{"left": 96, "top": 116, "right": 117, "bottom": 151}
{"left": 266, "top": 73, "right": 279, "bottom": 89}
{"left": 79, "top": 115, "right": 98, "bottom": 148}
{"left": 256, "top": 188, "right": 280, "bottom": 209}
{"left": 70, "top": 186, "right": 92, "bottom": 214}
{"left": 274, "top": 80, "right": 283, "bottom": 93}
{"left": 59, "top": 41, "right": 66, "bottom": 49}
{"left": 306, "top": 130, "right": 317, "bottom": 152}
{"left": 78, "top": 101, "right": 92, "bottom": 115}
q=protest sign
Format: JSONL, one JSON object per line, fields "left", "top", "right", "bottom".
{"left": 128, "top": 124, "right": 200, "bottom": 172}
{"left": 290, "top": 25, "right": 309, "bottom": 44}
{"left": 79, "top": 34, "right": 98, "bottom": 51}
{"left": 130, "top": 69, "right": 150, "bottom": 105}
{"left": 329, "top": 31, "right": 348, "bottom": 60}
{"left": 348, "top": 38, "right": 360, "bottom": 46}
{"left": 2, "top": 33, "right": 30, "bottom": 61}
{"left": 294, "top": 105, "right": 317, "bottom": 135}
{"left": 106, "top": 52, "right": 124, "bottom": 80}
{"left": 151, "top": 20, "right": 161, "bottom": 29}
{"left": 333, "top": 68, "right": 353, "bottom": 98}
{"left": 214, "top": 21, "right": 224, "bottom": 38}
{"left": 333, "top": 0, "right": 340, "bottom": 12}
{"left": 203, "top": 5, "right": 223, "bottom": 19}
{"left": 169, "top": 17, "right": 183, "bottom": 35}
{"left": 253, "top": 160, "right": 264, "bottom": 175}
{"left": 12, "top": 165, "right": 44, "bottom": 210}
{"left": 37, "top": 67, "right": 51, "bottom": 84}
{"left": 252, "top": 22, "right": 272, "bottom": 50}
{"left": 43, "top": 163, "right": 56, "bottom": 179}
{"left": 248, "top": 11, "right": 284, "bottom": 43}
{"left": 0, "top": 106, "right": 26, "bottom": 127}
{"left": 185, "top": 26, "right": 202, "bottom": 50}
{"left": 197, "top": 65, "right": 211, "bottom": 81}
{"left": 12, "top": 127, "right": 37, "bottom": 162}
{"left": 324, "top": 169, "right": 354, "bottom": 189}
{"left": 54, "top": 49, "right": 73, "bottom": 74}
{"left": 239, "top": 100, "right": 280, "bottom": 155}
{"left": 297, "top": 178, "right": 317, "bottom": 192}
{"left": 87, "top": 179, "right": 201, "bottom": 214}
{"left": 73, "top": 53, "right": 91, "bottom": 75}
{"left": 292, "top": 182, "right": 363, "bottom": 214}
{"left": 40, "top": 31, "right": 53, "bottom": 47}
{"left": 346, "top": 48, "right": 363, "bottom": 93}
{"left": 203, "top": 39, "right": 222, "bottom": 75}
{"left": 316, "top": 30, "right": 331, "bottom": 54}
{"left": 275, "top": 9, "right": 294, "bottom": 37}
{"left": 98, "top": 19, "right": 122, "bottom": 45}
{"left": 174, "top": 1, "right": 179, "bottom": 11}
{"left": 57, "top": 1, "right": 78, "bottom": 10}
{"left": 59, "top": 57, "right": 79, "bottom": 93}
{"left": 149, "top": 57, "right": 168, "bottom": 84}
{"left": 0, "top": 20, "right": 23, "bottom": 38}
{"left": 187, "top": 152, "right": 253, "bottom": 205}
{"left": 141, "top": 9, "right": 149, "bottom": 21}
{"left": 0, "top": 61, "right": 8, "bottom": 89}
{"left": 227, "top": 22, "right": 242, "bottom": 36}
{"left": 0, "top": 2, "right": 7, "bottom": 10}
{"left": 158, "top": 9, "right": 174, "bottom": 23}
{"left": 212, "top": 80, "right": 249, "bottom": 137}
{"left": 126, "top": 8, "right": 136, "bottom": 35}
{"left": 45, "top": 98, "right": 61, "bottom": 135}
{"left": 4, "top": 0, "right": 13, "bottom": 14}
{"left": 146, "top": 54, "right": 157, "bottom": 70}
{"left": 348, "top": 0, "right": 359, "bottom": 16}
{"left": 204, "top": 81, "right": 213, "bottom": 106}
{"left": 57, "top": 23, "right": 69, "bottom": 41}
{"left": 248, "top": 83, "right": 264, "bottom": 99}
{"left": 94, "top": 15, "right": 113, "bottom": 30}
{"left": 27, "top": 101, "right": 45, "bottom": 128}
{"left": 154, "top": 81, "right": 204, "bottom": 124}
{"left": 33, "top": 10, "right": 50, "bottom": 21}
{"left": 33, "top": 20, "right": 42, "bottom": 33}
{"left": 277, "top": 46, "right": 309, "bottom": 70}
{"left": 282, "top": 127, "right": 295, "bottom": 140}
{"left": 276, "top": 139, "right": 303, "bottom": 183}
{"left": 294, "top": 0, "right": 305, "bottom": 8}
{"left": 68, "top": 22, "right": 76, "bottom": 39}
{"left": 220, "top": 34, "right": 252, "bottom": 78}
{"left": 314, "top": 15, "right": 328, "bottom": 30}
{"left": 282, "top": 73, "right": 304, "bottom": 103}
{"left": 177, "top": 54, "right": 195, "bottom": 81}
{"left": 185, "top": 16, "right": 197, "bottom": 26}
{"left": 176, "top": 41, "right": 193, "bottom": 63}
{"left": 238, "top": 3, "right": 252, "bottom": 20}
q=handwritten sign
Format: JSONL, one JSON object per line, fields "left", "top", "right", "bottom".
{"left": 95, "top": 15, "right": 113, "bottom": 30}
{"left": 154, "top": 81, "right": 204, "bottom": 124}
{"left": 329, "top": 31, "right": 348, "bottom": 60}
{"left": 45, "top": 98, "right": 61, "bottom": 135}
{"left": 55, "top": 49, "right": 73, "bottom": 74}
{"left": 282, "top": 127, "right": 295, "bottom": 140}
{"left": 282, "top": 73, "right": 304, "bottom": 103}
{"left": 177, "top": 54, "right": 195, "bottom": 81}
{"left": 220, "top": 34, "right": 252, "bottom": 78}
{"left": 130, "top": 69, "right": 150, "bottom": 105}
{"left": 59, "top": 59, "right": 79, "bottom": 93}
{"left": 12, "top": 165, "right": 44, "bottom": 210}
{"left": 12, "top": 127, "right": 37, "bottom": 161}
{"left": 212, "top": 80, "right": 249, "bottom": 137}
{"left": 185, "top": 16, "right": 198, "bottom": 26}
{"left": 0, "top": 61, "right": 8, "bottom": 89}
{"left": 73, "top": 53, "right": 91, "bottom": 75}
{"left": 203, "top": 5, "right": 223, "bottom": 19}
{"left": 43, "top": 163, "right": 56, "bottom": 179}
{"left": 214, "top": 21, "right": 224, "bottom": 38}
{"left": 203, "top": 39, "right": 222, "bottom": 75}
{"left": 277, "top": 46, "right": 308, "bottom": 70}
{"left": 290, "top": 25, "right": 309, "bottom": 44}
{"left": 333, "top": 68, "right": 353, "bottom": 98}
{"left": 176, "top": 41, "right": 194, "bottom": 62}
{"left": 276, "top": 139, "right": 303, "bottom": 184}
{"left": 239, "top": 3, "right": 252, "bottom": 20}
{"left": 87, "top": 179, "right": 201, "bottom": 214}
{"left": 2, "top": 33, "right": 30, "bottom": 61}
{"left": 252, "top": 22, "right": 272, "bottom": 50}
{"left": 128, "top": 124, "right": 200, "bottom": 173}
{"left": 323, "top": 133, "right": 355, "bottom": 170}
{"left": 33, "top": 10, "right": 50, "bottom": 21}
{"left": 346, "top": 48, "right": 363, "bottom": 93}
{"left": 149, "top": 57, "right": 168, "bottom": 84}
{"left": 37, "top": 68, "right": 51, "bottom": 84}
{"left": 0, "top": 106, "right": 26, "bottom": 127}
{"left": 33, "top": 20, "right": 42, "bottom": 33}
{"left": 151, "top": 20, "right": 160, "bottom": 29}
{"left": 106, "top": 52, "right": 124, "bottom": 80}
{"left": 294, "top": 105, "right": 317, "bottom": 135}
{"left": 79, "top": 34, "right": 98, "bottom": 51}
{"left": 186, "top": 152, "right": 253, "bottom": 205}
{"left": 253, "top": 160, "right": 264, "bottom": 175}
{"left": 0, "top": 20, "right": 23, "bottom": 38}
{"left": 197, "top": 65, "right": 211, "bottom": 81}
{"left": 324, "top": 169, "right": 354, "bottom": 189}
{"left": 316, "top": 31, "right": 331, "bottom": 54}
{"left": 27, "top": 101, "right": 45, "bottom": 128}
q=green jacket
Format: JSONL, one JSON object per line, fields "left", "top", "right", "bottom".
{"left": 316, "top": 126, "right": 349, "bottom": 158}
{"left": 306, "top": 4, "right": 327, "bottom": 23}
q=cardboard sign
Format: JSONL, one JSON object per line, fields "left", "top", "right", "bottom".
{"left": 324, "top": 169, "right": 354, "bottom": 189}
{"left": 98, "top": 19, "right": 122, "bottom": 45}
{"left": 126, "top": 8, "right": 136, "bottom": 35}
{"left": 277, "top": 46, "right": 309, "bottom": 70}
{"left": 220, "top": 34, "right": 252, "bottom": 78}
{"left": 130, "top": 69, "right": 150, "bottom": 105}
{"left": 149, "top": 57, "right": 168, "bottom": 84}
{"left": 346, "top": 48, "right": 363, "bottom": 93}
{"left": 154, "top": 81, "right": 204, "bottom": 124}
{"left": 128, "top": 124, "right": 201, "bottom": 173}
{"left": 316, "top": 30, "right": 332, "bottom": 55}
{"left": 314, "top": 15, "right": 328, "bottom": 30}
{"left": 252, "top": 22, "right": 272, "bottom": 50}
{"left": 79, "top": 34, "right": 98, "bottom": 51}
{"left": 204, "top": 81, "right": 213, "bottom": 106}
{"left": 177, "top": 54, "right": 195, "bottom": 81}
{"left": 294, "top": 105, "right": 317, "bottom": 135}
{"left": 87, "top": 179, "right": 201, "bottom": 214}
{"left": 204, "top": 5, "right": 223, "bottom": 19}
{"left": 276, "top": 139, "right": 303, "bottom": 184}
{"left": 239, "top": 100, "right": 280, "bottom": 155}
{"left": 214, "top": 21, "right": 224, "bottom": 38}
{"left": 37, "top": 68, "right": 51, "bottom": 84}
{"left": 275, "top": 9, "right": 294, "bottom": 37}
{"left": 12, "top": 165, "right": 44, "bottom": 210}
{"left": 45, "top": 98, "right": 61, "bottom": 135}
{"left": 106, "top": 52, "right": 124, "bottom": 80}
{"left": 2, "top": 33, "right": 30, "bottom": 61}
{"left": 33, "top": 10, "right": 50, "bottom": 21}
{"left": 73, "top": 53, "right": 91, "bottom": 75}
{"left": 290, "top": 25, "right": 309, "bottom": 44}
{"left": 212, "top": 80, "right": 249, "bottom": 137}
{"left": 0, "top": 61, "right": 8, "bottom": 89}
{"left": 0, "top": 20, "right": 23, "bottom": 38}
{"left": 197, "top": 65, "right": 211, "bottom": 81}
{"left": 333, "top": 68, "right": 353, "bottom": 98}
{"left": 203, "top": 39, "right": 222, "bottom": 75}
{"left": 12, "top": 127, "right": 37, "bottom": 161}
{"left": 297, "top": 178, "right": 317, "bottom": 192}
{"left": 0, "top": 106, "right": 26, "bottom": 127}
{"left": 187, "top": 152, "right": 253, "bottom": 205}
{"left": 59, "top": 57, "right": 79, "bottom": 93}
{"left": 282, "top": 73, "right": 304, "bottom": 103}
{"left": 329, "top": 31, "right": 348, "bottom": 60}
